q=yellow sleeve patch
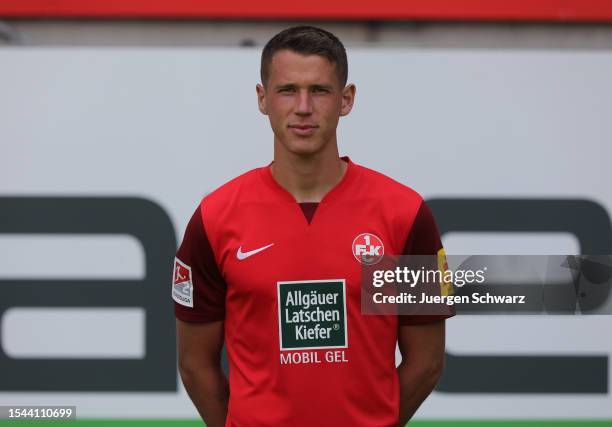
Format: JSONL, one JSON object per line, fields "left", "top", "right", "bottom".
{"left": 437, "top": 248, "right": 454, "bottom": 296}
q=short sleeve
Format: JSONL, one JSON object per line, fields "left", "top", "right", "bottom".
{"left": 399, "top": 200, "right": 455, "bottom": 325}
{"left": 172, "top": 204, "right": 227, "bottom": 322}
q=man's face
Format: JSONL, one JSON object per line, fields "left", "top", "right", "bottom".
{"left": 256, "top": 49, "right": 355, "bottom": 157}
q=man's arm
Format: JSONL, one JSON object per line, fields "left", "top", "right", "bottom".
{"left": 177, "top": 318, "right": 228, "bottom": 427}
{"left": 397, "top": 319, "right": 446, "bottom": 426}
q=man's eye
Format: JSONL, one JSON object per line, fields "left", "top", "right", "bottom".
{"left": 279, "top": 87, "right": 295, "bottom": 93}
{"left": 313, "top": 87, "right": 329, "bottom": 93}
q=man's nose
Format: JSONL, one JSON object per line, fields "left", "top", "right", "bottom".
{"left": 295, "top": 90, "right": 313, "bottom": 115}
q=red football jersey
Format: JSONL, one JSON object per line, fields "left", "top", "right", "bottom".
{"left": 173, "top": 157, "right": 453, "bottom": 426}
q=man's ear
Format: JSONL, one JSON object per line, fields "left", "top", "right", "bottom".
{"left": 256, "top": 83, "right": 268, "bottom": 115}
{"left": 340, "top": 83, "right": 356, "bottom": 117}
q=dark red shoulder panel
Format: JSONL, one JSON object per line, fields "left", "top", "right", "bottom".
{"left": 174, "top": 204, "right": 227, "bottom": 322}
{"left": 399, "top": 200, "right": 455, "bottom": 325}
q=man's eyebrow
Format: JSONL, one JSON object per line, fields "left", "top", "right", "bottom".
{"left": 274, "top": 83, "right": 296, "bottom": 90}
{"left": 273, "top": 83, "right": 334, "bottom": 90}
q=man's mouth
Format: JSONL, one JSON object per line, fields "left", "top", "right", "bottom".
{"left": 289, "top": 124, "right": 318, "bottom": 129}
{"left": 288, "top": 124, "right": 318, "bottom": 136}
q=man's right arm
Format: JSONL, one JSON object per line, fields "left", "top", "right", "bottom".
{"left": 177, "top": 318, "right": 228, "bottom": 427}
{"left": 173, "top": 204, "right": 229, "bottom": 426}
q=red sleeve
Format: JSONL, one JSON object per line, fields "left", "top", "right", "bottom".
{"left": 172, "top": 204, "right": 227, "bottom": 323}
{"left": 399, "top": 200, "right": 455, "bottom": 325}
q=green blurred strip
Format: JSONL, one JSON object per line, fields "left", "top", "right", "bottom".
{"left": 1, "top": 421, "right": 612, "bottom": 426}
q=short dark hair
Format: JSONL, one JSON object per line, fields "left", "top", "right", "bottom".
{"left": 260, "top": 26, "right": 348, "bottom": 87}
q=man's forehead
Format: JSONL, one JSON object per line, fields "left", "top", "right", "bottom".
{"left": 268, "top": 50, "right": 338, "bottom": 84}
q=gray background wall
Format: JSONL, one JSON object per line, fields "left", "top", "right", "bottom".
{"left": 1, "top": 44, "right": 611, "bottom": 418}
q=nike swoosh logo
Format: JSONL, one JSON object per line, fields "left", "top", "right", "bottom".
{"left": 236, "top": 243, "right": 274, "bottom": 261}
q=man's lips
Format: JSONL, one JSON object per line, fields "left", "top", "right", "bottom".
{"left": 288, "top": 124, "right": 318, "bottom": 136}
{"left": 288, "top": 124, "right": 318, "bottom": 129}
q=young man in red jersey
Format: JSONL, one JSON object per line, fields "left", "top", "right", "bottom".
{"left": 173, "top": 26, "right": 453, "bottom": 427}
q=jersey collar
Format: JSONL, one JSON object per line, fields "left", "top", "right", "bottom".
{"left": 259, "top": 156, "right": 356, "bottom": 204}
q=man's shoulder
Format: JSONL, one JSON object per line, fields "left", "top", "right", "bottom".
{"left": 206, "top": 167, "right": 261, "bottom": 200}
{"left": 194, "top": 167, "right": 263, "bottom": 218}
{"left": 353, "top": 161, "right": 424, "bottom": 206}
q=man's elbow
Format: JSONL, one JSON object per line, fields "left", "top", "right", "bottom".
{"left": 401, "top": 353, "right": 445, "bottom": 389}
{"left": 423, "top": 353, "right": 445, "bottom": 388}
{"left": 178, "top": 353, "right": 223, "bottom": 387}
{"left": 178, "top": 353, "right": 210, "bottom": 386}
{"left": 178, "top": 354, "right": 197, "bottom": 386}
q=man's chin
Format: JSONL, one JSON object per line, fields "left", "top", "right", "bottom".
{"left": 283, "top": 139, "right": 326, "bottom": 157}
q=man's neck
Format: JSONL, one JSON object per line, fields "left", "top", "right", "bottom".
{"left": 270, "top": 142, "right": 347, "bottom": 203}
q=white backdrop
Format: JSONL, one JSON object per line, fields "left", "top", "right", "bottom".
{"left": 1, "top": 47, "right": 611, "bottom": 419}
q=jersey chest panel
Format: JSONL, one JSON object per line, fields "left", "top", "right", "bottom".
{"left": 216, "top": 201, "right": 400, "bottom": 361}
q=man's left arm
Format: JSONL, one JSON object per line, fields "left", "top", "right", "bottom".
{"left": 397, "top": 319, "right": 446, "bottom": 426}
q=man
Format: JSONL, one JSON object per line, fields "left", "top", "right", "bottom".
{"left": 173, "top": 26, "right": 453, "bottom": 427}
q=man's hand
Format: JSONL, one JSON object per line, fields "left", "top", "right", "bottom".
{"left": 397, "top": 320, "right": 446, "bottom": 426}
{"left": 177, "top": 319, "right": 228, "bottom": 427}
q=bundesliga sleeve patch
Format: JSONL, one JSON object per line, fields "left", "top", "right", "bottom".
{"left": 172, "top": 257, "right": 194, "bottom": 308}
